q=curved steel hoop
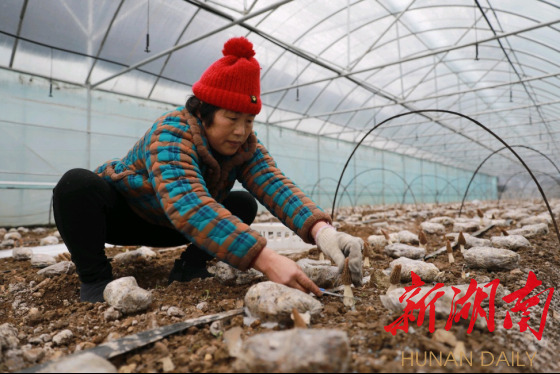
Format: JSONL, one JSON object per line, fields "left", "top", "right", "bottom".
{"left": 331, "top": 109, "right": 560, "bottom": 246}
{"left": 459, "top": 144, "right": 560, "bottom": 217}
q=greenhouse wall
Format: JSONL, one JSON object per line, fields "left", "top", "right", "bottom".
{"left": 0, "top": 69, "right": 497, "bottom": 226}
{"left": 255, "top": 123, "right": 498, "bottom": 212}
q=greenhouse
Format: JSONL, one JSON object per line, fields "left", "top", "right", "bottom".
{"left": 0, "top": 1, "right": 559, "bottom": 373}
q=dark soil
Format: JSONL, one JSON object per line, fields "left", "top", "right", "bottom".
{"left": 1, "top": 201, "right": 559, "bottom": 373}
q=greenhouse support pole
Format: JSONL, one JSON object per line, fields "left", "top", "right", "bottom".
{"left": 420, "top": 159, "right": 424, "bottom": 203}
{"left": 381, "top": 151, "right": 385, "bottom": 205}
{"left": 445, "top": 165, "right": 449, "bottom": 202}
{"left": 87, "top": 85, "right": 92, "bottom": 170}
{"left": 401, "top": 154, "right": 406, "bottom": 204}
{"left": 434, "top": 170, "right": 437, "bottom": 202}
{"left": 316, "top": 135, "right": 321, "bottom": 208}
{"left": 353, "top": 151, "right": 357, "bottom": 209}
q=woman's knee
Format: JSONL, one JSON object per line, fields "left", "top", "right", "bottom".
{"left": 53, "top": 168, "right": 109, "bottom": 197}
{"left": 53, "top": 168, "right": 115, "bottom": 206}
{"left": 223, "top": 190, "right": 258, "bottom": 224}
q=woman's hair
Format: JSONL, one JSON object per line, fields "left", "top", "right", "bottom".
{"left": 185, "top": 95, "right": 220, "bottom": 127}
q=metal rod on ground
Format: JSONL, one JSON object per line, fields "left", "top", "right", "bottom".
{"left": 19, "top": 308, "right": 244, "bottom": 373}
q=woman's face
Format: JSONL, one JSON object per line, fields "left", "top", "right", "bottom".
{"left": 205, "top": 109, "right": 255, "bottom": 156}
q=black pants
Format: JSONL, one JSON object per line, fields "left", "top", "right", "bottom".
{"left": 52, "top": 168, "right": 257, "bottom": 283}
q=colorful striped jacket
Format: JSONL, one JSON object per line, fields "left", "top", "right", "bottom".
{"left": 95, "top": 107, "right": 331, "bottom": 270}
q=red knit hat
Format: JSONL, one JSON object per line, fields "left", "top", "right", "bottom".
{"left": 192, "top": 37, "right": 261, "bottom": 115}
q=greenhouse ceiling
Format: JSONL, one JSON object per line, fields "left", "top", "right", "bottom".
{"left": 1, "top": 0, "right": 559, "bottom": 179}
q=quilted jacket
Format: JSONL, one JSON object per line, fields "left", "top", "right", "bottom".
{"left": 95, "top": 107, "right": 331, "bottom": 270}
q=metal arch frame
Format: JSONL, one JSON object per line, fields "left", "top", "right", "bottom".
{"left": 298, "top": 1, "right": 524, "bottom": 76}
{"left": 300, "top": 62, "right": 556, "bottom": 155}
{"left": 303, "top": 184, "right": 335, "bottom": 211}
{"left": 195, "top": 0, "right": 398, "bottom": 132}
{"left": 341, "top": 167, "right": 419, "bottom": 209}
{"left": 475, "top": 0, "right": 559, "bottom": 156}
{"left": 85, "top": 0, "right": 125, "bottom": 85}
{"left": 8, "top": 0, "right": 28, "bottom": 68}
{"left": 498, "top": 171, "right": 548, "bottom": 202}
{"left": 262, "top": 25, "right": 560, "bottom": 155}
{"left": 259, "top": 0, "right": 368, "bottom": 83}
{"left": 358, "top": 98, "right": 560, "bottom": 153}
{"left": 398, "top": 57, "right": 560, "bottom": 101}
{"left": 354, "top": 183, "right": 405, "bottom": 208}
{"left": 90, "top": 0, "right": 294, "bottom": 89}
{"left": 6, "top": 1, "right": 556, "bottom": 122}
{"left": 518, "top": 172, "right": 560, "bottom": 195}
{"left": 351, "top": 65, "right": 505, "bottom": 149}
{"left": 203, "top": 0, "right": 259, "bottom": 15}
{"left": 401, "top": 174, "right": 463, "bottom": 205}
{"left": 286, "top": 0, "right": 416, "bottom": 132}
{"left": 341, "top": 54, "right": 514, "bottom": 147}
{"left": 264, "top": 16, "right": 405, "bottom": 131}
{"left": 264, "top": 49, "right": 555, "bottom": 113}
{"left": 367, "top": 98, "right": 560, "bottom": 132}
{"left": 268, "top": 71, "right": 560, "bottom": 125}
{"left": 347, "top": 0, "right": 417, "bottom": 71}
{"left": 350, "top": 1, "right": 550, "bottom": 73}
{"left": 349, "top": 109, "right": 521, "bottom": 172}
{"left": 294, "top": 18, "right": 490, "bottom": 135}
{"left": 342, "top": 21, "right": 552, "bottom": 148}
{"left": 258, "top": 1, "right": 356, "bottom": 86}
{"left": 262, "top": 1, "right": 421, "bottom": 128}
{"left": 259, "top": 0, "right": 422, "bottom": 81}
{"left": 2, "top": 3, "right": 556, "bottom": 199}
{"left": 307, "top": 177, "right": 355, "bottom": 210}
{"left": 458, "top": 144, "right": 560, "bottom": 216}
{"left": 260, "top": 19, "right": 560, "bottom": 96}
{"left": 6, "top": 2, "right": 556, "bottom": 152}
{"left": 388, "top": 126, "right": 560, "bottom": 152}
{"left": 309, "top": 181, "right": 407, "bottom": 212}
{"left": 146, "top": 7, "right": 202, "bottom": 99}
{"left": 261, "top": 5, "right": 558, "bottom": 137}
{"left": 347, "top": 16, "right": 499, "bottom": 123}
{"left": 466, "top": 181, "right": 493, "bottom": 201}
{"left": 498, "top": 171, "right": 560, "bottom": 205}
{"left": 351, "top": 103, "right": 506, "bottom": 171}
{"left": 331, "top": 109, "right": 560, "bottom": 245}
{"left": 0, "top": 30, "right": 198, "bottom": 92}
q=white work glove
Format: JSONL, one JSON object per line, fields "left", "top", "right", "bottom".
{"left": 315, "top": 226, "right": 364, "bottom": 286}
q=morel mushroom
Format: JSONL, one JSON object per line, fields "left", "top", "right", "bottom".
{"left": 458, "top": 231, "right": 466, "bottom": 254}
{"left": 446, "top": 239, "right": 455, "bottom": 264}
{"left": 291, "top": 308, "right": 308, "bottom": 328}
{"left": 477, "top": 208, "right": 484, "bottom": 225}
{"left": 341, "top": 258, "right": 355, "bottom": 309}
{"left": 381, "top": 229, "right": 393, "bottom": 245}
{"left": 387, "top": 264, "right": 402, "bottom": 293}
{"left": 418, "top": 230, "right": 428, "bottom": 251}
{"left": 363, "top": 242, "right": 372, "bottom": 268}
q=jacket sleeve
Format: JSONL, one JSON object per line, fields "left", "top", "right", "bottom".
{"left": 238, "top": 140, "right": 332, "bottom": 244}
{"left": 145, "top": 117, "right": 266, "bottom": 271}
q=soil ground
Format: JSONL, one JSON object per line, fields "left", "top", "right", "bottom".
{"left": 1, "top": 200, "right": 559, "bottom": 373}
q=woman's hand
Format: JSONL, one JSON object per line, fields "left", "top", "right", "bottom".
{"left": 252, "top": 247, "right": 323, "bottom": 297}
{"left": 313, "top": 222, "right": 364, "bottom": 287}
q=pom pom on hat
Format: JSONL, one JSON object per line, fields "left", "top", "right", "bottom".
{"left": 193, "top": 37, "right": 261, "bottom": 115}
{"left": 222, "top": 37, "right": 255, "bottom": 59}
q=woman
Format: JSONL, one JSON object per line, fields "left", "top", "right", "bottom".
{"left": 53, "top": 37, "right": 363, "bottom": 303}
